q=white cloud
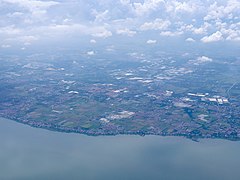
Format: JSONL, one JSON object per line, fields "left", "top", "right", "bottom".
{"left": 192, "top": 23, "right": 211, "bottom": 35}
{"left": 226, "top": 32, "right": 240, "bottom": 41}
{"left": 2, "top": 0, "right": 59, "bottom": 25}
{"left": 189, "top": 56, "right": 213, "bottom": 65}
{"left": 140, "top": 19, "right": 171, "bottom": 31}
{"left": 197, "top": 56, "right": 213, "bottom": 62}
{"left": 19, "top": 35, "right": 38, "bottom": 41}
{"left": 172, "top": 1, "right": 197, "bottom": 13}
{"left": 40, "top": 24, "right": 87, "bottom": 35}
{"left": 0, "top": 0, "right": 239, "bottom": 46}
{"left": 131, "top": 0, "right": 165, "bottom": 16}
{"left": 7, "top": 11, "right": 24, "bottom": 18}
{"left": 201, "top": 31, "right": 223, "bottom": 43}
{"left": 19, "top": 35, "right": 39, "bottom": 45}
{"left": 40, "top": 24, "right": 112, "bottom": 39}
{"left": 0, "top": 25, "right": 21, "bottom": 35}
{"left": 146, "top": 39, "right": 157, "bottom": 44}
{"left": 225, "top": 0, "right": 240, "bottom": 15}
{"left": 220, "top": 24, "right": 240, "bottom": 41}
{"left": 185, "top": 38, "right": 195, "bottom": 42}
{"left": 178, "top": 24, "right": 193, "bottom": 32}
{"left": 90, "top": 39, "right": 97, "bottom": 44}
{"left": 160, "top": 31, "right": 182, "bottom": 36}
{"left": 106, "top": 45, "right": 115, "bottom": 52}
{"left": 0, "top": 23, "right": 113, "bottom": 45}
{"left": 120, "top": 0, "right": 130, "bottom": 6}
{"left": 92, "top": 10, "right": 109, "bottom": 22}
{"left": 116, "top": 28, "right": 136, "bottom": 36}
{"left": 87, "top": 51, "right": 95, "bottom": 56}
{"left": 193, "top": 27, "right": 206, "bottom": 35}
{"left": 1, "top": 44, "right": 11, "bottom": 48}
{"left": 2, "top": 0, "right": 59, "bottom": 12}
{"left": 204, "top": 2, "right": 224, "bottom": 21}
{"left": 92, "top": 28, "right": 112, "bottom": 38}
{"left": 3, "top": 35, "right": 39, "bottom": 46}
{"left": 204, "top": 0, "right": 240, "bottom": 21}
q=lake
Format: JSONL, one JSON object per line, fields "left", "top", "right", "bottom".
{"left": 1, "top": 117, "right": 240, "bottom": 180}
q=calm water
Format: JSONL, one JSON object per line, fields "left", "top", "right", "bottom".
{"left": 1, "top": 117, "right": 240, "bottom": 180}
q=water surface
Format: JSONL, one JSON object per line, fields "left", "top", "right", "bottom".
{"left": 1, "top": 117, "right": 240, "bottom": 180}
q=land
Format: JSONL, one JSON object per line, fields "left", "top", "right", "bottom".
{"left": 0, "top": 51, "right": 239, "bottom": 141}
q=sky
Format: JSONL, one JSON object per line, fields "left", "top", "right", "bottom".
{"left": 0, "top": 0, "right": 239, "bottom": 53}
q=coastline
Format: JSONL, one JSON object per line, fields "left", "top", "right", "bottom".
{"left": 1, "top": 116, "right": 239, "bottom": 142}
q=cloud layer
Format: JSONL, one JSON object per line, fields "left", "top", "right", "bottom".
{"left": 0, "top": 0, "right": 239, "bottom": 48}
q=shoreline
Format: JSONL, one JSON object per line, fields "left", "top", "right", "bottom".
{"left": 1, "top": 116, "right": 239, "bottom": 142}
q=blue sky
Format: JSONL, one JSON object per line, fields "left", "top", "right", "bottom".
{"left": 0, "top": 0, "right": 239, "bottom": 51}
